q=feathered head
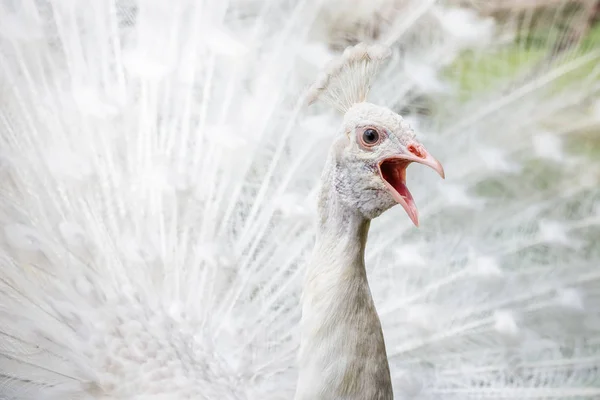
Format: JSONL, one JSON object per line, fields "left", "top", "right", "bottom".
{"left": 308, "top": 43, "right": 445, "bottom": 226}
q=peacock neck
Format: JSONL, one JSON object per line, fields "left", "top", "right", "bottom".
{"left": 295, "top": 179, "right": 393, "bottom": 400}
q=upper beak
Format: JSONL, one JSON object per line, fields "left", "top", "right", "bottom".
{"left": 378, "top": 142, "right": 444, "bottom": 227}
{"left": 406, "top": 148, "right": 445, "bottom": 179}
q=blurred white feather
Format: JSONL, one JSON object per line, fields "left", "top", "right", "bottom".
{"left": 0, "top": 0, "right": 599, "bottom": 399}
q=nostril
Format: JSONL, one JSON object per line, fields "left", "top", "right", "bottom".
{"left": 407, "top": 143, "right": 426, "bottom": 159}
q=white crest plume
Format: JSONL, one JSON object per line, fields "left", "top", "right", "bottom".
{"left": 306, "top": 42, "right": 392, "bottom": 112}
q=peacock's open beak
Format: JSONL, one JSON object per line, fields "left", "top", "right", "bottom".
{"left": 377, "top": 143, "right": 444, "bottom": 227}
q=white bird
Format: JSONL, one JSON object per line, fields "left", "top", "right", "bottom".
{"left": 296, "top": 45, "right": 445, "bottom": 400}
{"left": 0, "top": 1, "right": 599, "bottom": 399}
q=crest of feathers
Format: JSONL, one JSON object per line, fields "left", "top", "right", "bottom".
{"left": 306, "top": 43, "right": 392, "bottom": 112}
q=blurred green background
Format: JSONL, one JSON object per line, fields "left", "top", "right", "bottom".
{"left": 447, "top": 0, "right": 600, "bottom": 158}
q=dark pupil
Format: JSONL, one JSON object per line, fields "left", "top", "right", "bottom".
{"left": 363, "top": 129, "right": 379, "bottom": 144}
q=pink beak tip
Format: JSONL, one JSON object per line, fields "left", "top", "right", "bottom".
{"left": 438, "top": 166, "right": 446, "bottom": 179}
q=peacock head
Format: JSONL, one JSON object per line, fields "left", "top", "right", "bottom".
{"left": 308, "top": 43, "right": 444, "bottom": 226}
{"left": 331, "top": 102, "right": 444, "bottom": 225}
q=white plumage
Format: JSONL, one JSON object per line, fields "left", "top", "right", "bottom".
{"left": 0, "top": 0, "right": 599, "bottom": 399}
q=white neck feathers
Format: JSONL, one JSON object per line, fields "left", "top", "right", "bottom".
{"left": 295, "top": 156, "right": 393, "bottom": 400}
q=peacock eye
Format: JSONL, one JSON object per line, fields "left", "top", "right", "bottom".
{"left": 361, "top": 128, "right": 380, "bottom": 147}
